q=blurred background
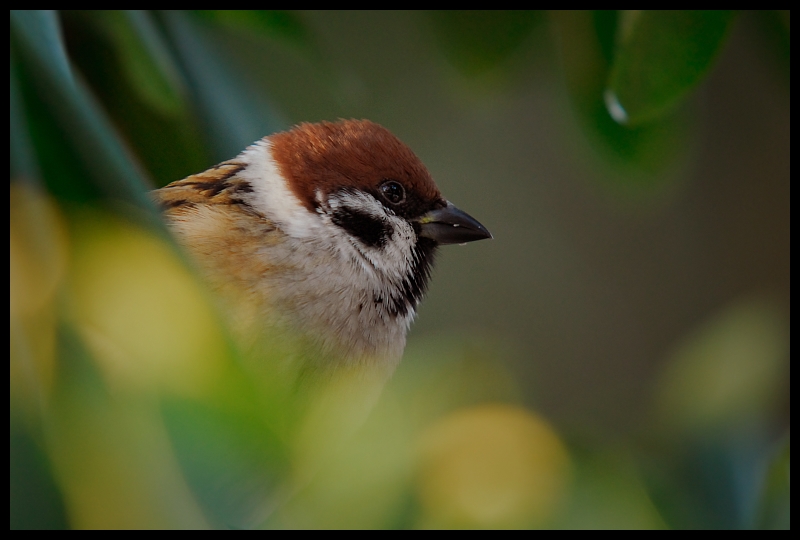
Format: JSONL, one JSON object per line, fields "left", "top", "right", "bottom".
{"left": 10, "top": 11, "right": 789, "bottom": 529}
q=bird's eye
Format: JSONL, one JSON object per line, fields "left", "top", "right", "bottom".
{"left": 380, "top": 180, "right": 405, "bottom": 205}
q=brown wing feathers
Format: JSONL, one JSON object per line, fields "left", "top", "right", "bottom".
{"left": 151, "top": 161, "right": 252, "bottom": 212}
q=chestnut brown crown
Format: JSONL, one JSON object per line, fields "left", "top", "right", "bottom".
{"left": 270, "top": 120, "right": 447, "bottom": 219}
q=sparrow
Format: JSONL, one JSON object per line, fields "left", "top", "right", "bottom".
{"left": 151, "top": 119, "right": 491, "bottom": 382}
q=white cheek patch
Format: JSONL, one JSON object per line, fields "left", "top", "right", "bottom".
{"left": 238, "top": 138, "right": 320, "bottom": 239}
{"left": 324, "top": 190, "right": 418, "bottom": 282}
{"left": 237, "top": 139, "right": 417, "bottom": 281}
{"left": 235, "top": 142, "right": 422, "bottom": 332}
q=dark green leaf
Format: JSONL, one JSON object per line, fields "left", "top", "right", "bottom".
{"left": 10, "top": 55, "right": 40, "bottom": 182}
{"left": 162, "top": 397, "right": 289, "bottom": 529}
{"left": 93, "top": 11, "right": 187, "bottom": 116}
{"left": 606, "top": 10, "right": 736, "bottom": 126}
{"left": 14, "top": 60, "right": 102, "bottom": 203}
{"left": 10, "top": 11, "right": 73, "bottom": 89}
{"left": 61, "top": 11, "right": 209, "bottom": 188}
{"left": 552, "top": 10, "right": 690, "bottom": 180}
{"left": 10, "top": 420, "right": 69, "bottom": 529}
{"left": 161, "top": 11, "right": 287, "bottom": 162}
{"left": 10, "top": 10, "right": 155, "bottom": 209}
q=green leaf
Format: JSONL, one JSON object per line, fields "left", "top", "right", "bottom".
{"left": 60, "top": 11, "right": 208, "bottom": 188}
{"left": 551, "top": 10, "right": 690, "bottom": 179}
{"left": 606, "top": 10, "right": 736, "bottom": 126}
{"left": 10, "top": 419, "right": 69, "bottom": 529}
{"left": 10, "top": 10, "right": 73, "bottom": 90}
{"left": 161, "top": 396, "right": 289, "bottom": 529}
{"left": 161, "top": 11, "right": 287, "bottom": 162}
{"left": 10, "top": 10, "right": 154, "bottom": 209}
{"left": 91, "top": 11, "right": 187, "bottom": 117}
{"left": 10, "top": 54, "right": 41, "bottom": 182}
{"left": 15, "top": 62, "right": 107, "bottom": 203}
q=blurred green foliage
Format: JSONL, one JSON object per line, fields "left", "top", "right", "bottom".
{"left": 10, "top": 10, "right": 789, "bottom": 529}
{"left": 429, "top": 10, "right": 544, "bottom": 77}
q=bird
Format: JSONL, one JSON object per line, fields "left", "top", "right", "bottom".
{"left": 151, "top": 119, "right": 491, "bottom": 385}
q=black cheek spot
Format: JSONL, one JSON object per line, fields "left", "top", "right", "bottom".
{"left": 331, "top": 207, "right": 393, "bottom": 248}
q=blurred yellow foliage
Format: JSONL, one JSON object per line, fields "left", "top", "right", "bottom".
{"left": 415, "top": 403, "right": 570, "bottom": 528}
{"left": 47, "top": 397, "right": 208, "bottom": 529}
{"left": 67, "top": 209, "right": 227, "bottom": 397}
{"left": 10, "top": 183, "right": 69, "bottom": 412}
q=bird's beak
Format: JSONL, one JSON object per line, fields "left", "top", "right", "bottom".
{"left": 417, "top": 201, "right": 492, "bottom": 245}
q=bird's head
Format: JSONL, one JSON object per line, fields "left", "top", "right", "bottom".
{"left": 154, "top": 119, "right": 491, "bottom": 371}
